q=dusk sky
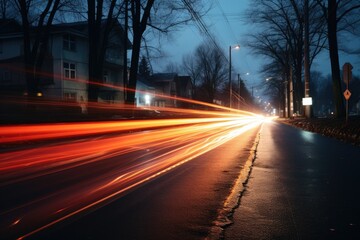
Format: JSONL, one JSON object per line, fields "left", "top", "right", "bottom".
{"left": 153, "top": 0, "right": 360, "bottom": 93}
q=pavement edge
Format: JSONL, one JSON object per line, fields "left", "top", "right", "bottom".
{"left": 205, "top": 124, "right": 262, "bottom": 240}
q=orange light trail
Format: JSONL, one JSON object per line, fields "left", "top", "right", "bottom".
{"left": 0, "top": 114, "right": 265, "bottom": 239}
{"left": 0, "top": 64, "right": 259, "bottom": 115}
{"left": 0, "top": 64, "right": 267, "bottom": 239}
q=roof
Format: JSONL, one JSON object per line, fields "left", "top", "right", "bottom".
{"left": 150, "top": 73, "right": 178, "bottom": 82}
{"left": 0, "top": 18, "right": 132, "bottom": 49}
{"left": 137, "top": 74, "right": 153, "bottom": 87}
{"left": 175, "top": 76, "right": 192, "bottom": 92}
{"left": 0, "top": 19, "right": 22, "bottom": 34}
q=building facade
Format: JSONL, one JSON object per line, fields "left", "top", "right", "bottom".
{"left": 0, "top": 19, "right": 130, "bottom": 106}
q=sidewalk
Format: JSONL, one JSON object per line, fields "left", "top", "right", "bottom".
{"left": 224, "top": 121, "right": 360, "bottom": 240}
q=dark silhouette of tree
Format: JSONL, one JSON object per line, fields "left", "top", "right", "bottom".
{"left": 246, "top": 0, "right": 326, "bottom": 115}
{"left": 87, "top": 0, "right": 118, "bottom": 102}
{"left": 316, "top": 0, "right": 360, "bottom": 118}
{"left": 138, "top": 55, "right": 151, "bottom": 78}
{"left": 15, "top": 0, "right": 61, "bottom": 98}
{"left": 0, "top": 0, "right": 14, "bottom": 18}
{"left": 194, "top": 40, "right": 227, "bottom": 103}
{"left": 125, "top": 0, "right": 206, "bottom": 105}
{"left": 125, "top": 0, "right": 154, "bottom": 105}
{"left": 181, "top": 52, "right": 201, "bottom": 99}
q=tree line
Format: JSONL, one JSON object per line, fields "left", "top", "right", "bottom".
{"left": 245, "top": 0, "right": 360, "bottom": 118}
{"left": 139, "top": 39, "right": 255, "bottom": 111}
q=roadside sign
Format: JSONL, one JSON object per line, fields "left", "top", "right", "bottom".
{"left": 344, "top": 89, "right": 351, "bottom": 100}
{"left": 343, "top": 62, "right": 353, "bottom": 85}
{"left": 302, "top": 97, "right": 312, "bottom": 106}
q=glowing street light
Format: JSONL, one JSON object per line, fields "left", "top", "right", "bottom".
{"left": 144, "top": 94, "right": 151, "bottom": 105}
{"left": 229, "top": 45, "right": 240, "bottom": 108}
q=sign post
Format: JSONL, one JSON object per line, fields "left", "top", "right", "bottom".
{"left": 343, "top": 62, "right": 353, "bottom": 124}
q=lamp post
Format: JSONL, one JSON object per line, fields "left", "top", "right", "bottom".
{"left": 229, "top": 45, "right": 240, "bottom": 108}
{"left": 238, "top": 73, "right": 240, "bottom": 109}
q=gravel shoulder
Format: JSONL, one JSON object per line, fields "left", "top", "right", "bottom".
{"left": 278, "top": 116, "right": 360, "bottom": 146}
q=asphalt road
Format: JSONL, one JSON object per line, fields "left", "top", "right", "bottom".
{"left": 225, "top": 120, "right": 360, "bottom": 240}
{"left": 0, "top": 118, "right": 261, "bottom": 240}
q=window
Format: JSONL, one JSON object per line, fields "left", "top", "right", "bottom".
{"left": 4, "top": 71, "right": 10, "bottom": 81}
{"left": 103, "top": 70, "right": 108, "bottom": 83}
{"left": 63, "top": 92, "right": 77, "bottom": 101}
{"left": 63, "top": 34, "right": 76, "bottom": 51}
{"left": 105, "top": 47, "right": 120, "bottom": 61}
{"left": 0, "top": 40, "right": 3, "bottom": 54}
{"left": 63, "top": 62, "right": 76, "bottom": 79}
{"left": 0, "top": 71, "right": 10, "bottom": 82}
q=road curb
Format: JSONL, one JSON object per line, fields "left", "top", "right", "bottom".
{"left": 206, "top": 124, "right": 263, "bottom": 240}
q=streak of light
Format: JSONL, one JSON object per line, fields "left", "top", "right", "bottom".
{"left": 0, "top": 115, "right": 265, "bottom": 239}
{"left": 1, "top": 117, "right": 254, "bottom": 144}
{"left": 0, "top": 64, "right": 259, "bottom": 116}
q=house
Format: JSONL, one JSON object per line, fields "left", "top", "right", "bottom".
{"left": 0, "top": 19, "right": 131, "bottom": 107}
{"left": 135, "top": 75, "right": 155, "bottom": 107}
{"left": 148, "top": 73, "right": 177, "bottom": 107}
{"left": 147, "top": 73, "right": 193, "bottom": 108}
{"left": 174, "top": 75, "right": 192, "bottom": 108}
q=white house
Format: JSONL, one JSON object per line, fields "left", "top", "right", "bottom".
{"left": 135, "top": 76, "right": 156, "bottom": 107}
{"left": 0, "top": 19, "right": 130, "bottom": 106}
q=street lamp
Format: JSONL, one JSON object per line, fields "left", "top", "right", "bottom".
{"left": 229, "top": 45, "right": 240, "bottom": 108}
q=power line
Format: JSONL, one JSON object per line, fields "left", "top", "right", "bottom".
{"left": 181, "top": 0, "right": 228, "bottom": 62}
{"left": 214, "top": 0, "right": 238, "bottom": 44}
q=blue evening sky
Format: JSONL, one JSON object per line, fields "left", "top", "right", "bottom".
{"left": 152, "top": 0, "right": 360, "bottom": 90}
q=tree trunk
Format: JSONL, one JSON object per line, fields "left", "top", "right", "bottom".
{"left": 126, "top": 0, "right": 155, "bottom": 105}
{"left": 328, "top": 0, "right": 345, "bottom": 118}
{"left": 294, "top": 46, "right": 303, "bottom": 115}
{"left": 126, "top": 36, "right": 141, "bottom": 105}
{"left": 18, "top": 0, "right": 59, "bottom": 98}
{"left": 87, "top": 0, "right": 107, "bottom": 103}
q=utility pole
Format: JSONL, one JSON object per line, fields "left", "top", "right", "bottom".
{"left": 229, "top": 46, "right": 232, "bottom": 108}
{"left": 123, "top": 0, "right": 129, "bottom": 102}
{"left": 304, "top": 0, "right": 311, "bottom": 118}
{"left": 238, "top": 73, "right": 240, "bottom": 109}
{"left": 228, "top": 45, "right": 239, "bottom": 109}
{"left": 290, "top": 67, "right": 294, "bottom": 117}
{"left": 285, "top": 80, "right": 288, "bottom": 118}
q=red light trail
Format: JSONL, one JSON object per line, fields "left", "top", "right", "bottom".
{"left": 0, "top": 113, "right": 265, "bottom": 239}
{"left": 0, "top": 64, "right": 268, "bottom": 239}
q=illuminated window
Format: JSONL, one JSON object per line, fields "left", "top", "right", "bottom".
{"left": 63, "top": 34, "right": 76, "bottom": 51}
{"left": 63, "top": 62, "right": 76, "bottom": 79}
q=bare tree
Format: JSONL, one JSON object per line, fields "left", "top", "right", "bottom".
{"left": 194, "top": 40, "right": 227, "bottom": 103}
{"left": 125, "top": 0, "right": 154, "bottom": 105}
{"left": 138, "top": 55, "right": 151, "bottom": 79}
{"left": 125, "top": 0, "right": 206, "bottom": 105}
{"left": 87, "top": 0, "right": 119, "bottom": 102}
{"left": 0, "top": 0, "right": 12, "bottom": 18}
{"left": 246, "top": 0, "right": 326, "bottom": 115}
{"left": 15, "top": 0, "right": 62, "bottom": 98}
{"left": 316, "top": 0, "right": 360, "bottom": 118}
{"left": 181, "top": 52, "right": 201, "bottom": 99}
